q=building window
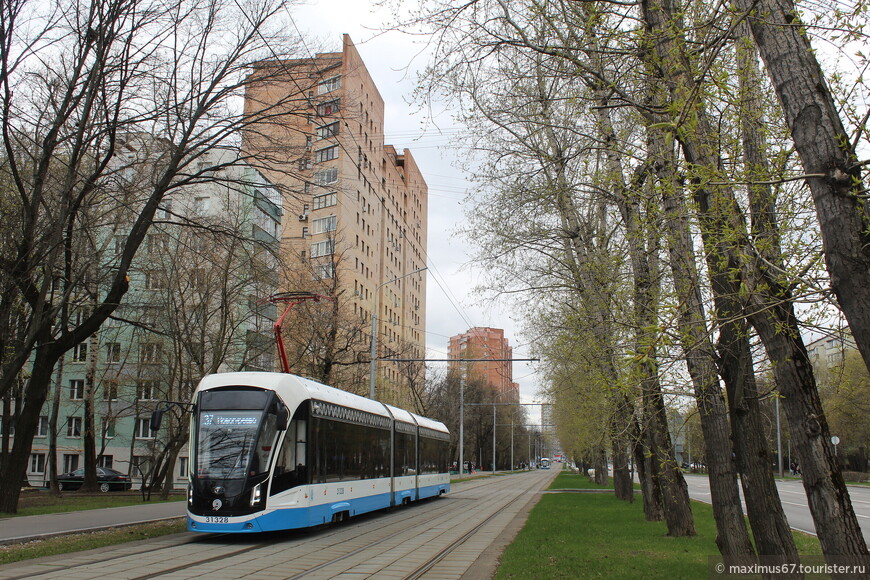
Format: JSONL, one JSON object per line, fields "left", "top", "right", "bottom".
{"left": 136, "top": 418, "right": 155, "bottom": 439}
{"left": 313, "top": 192, "right": 337, "bottom": 209}
{"left": 132, "top": 455, "right": 150, "bottom": 478}
{"left": 63, "top": 454, "right": 79, "bottom": 473}
{"left": 148, "top": 234, "right": 169, "bottom": 254}
{"left": 310, "top": 239, "right": 335, "bottom": 258}
{"left": 178, "top": 457, "right": 189, "bottom": 478}
{"left": 194, "top": 196, "right": 210, "bottom": 214}
{"left": 103, "top": 381, "right": 119, "bottom": 401}
{"left": 67, "top": 416, "right": 82, "bottom": 438}
{"left": 314, "top": 262, "right": 335, "bottom": 280}
{"left": 314, "top": 145, "right": 338, "bottom": 163}
{"left": 316, "top": 122, "right": 339, "bottom": 139}
{"left": 145, "top": 271, "right": 167, "bottom": 290}
{"left": 314, "top": 168, "right": 338, "bottom": 185}
{"left": 191, "top": 268, "right": 207, "bottom": 290}
{"left": 312, "top": 215, "right": 337, "bottom": 235}
{"left": 140, "top": 343, "right": 161, "bottom": 363}
{"left": 106, "top": 342, "right": 121, "bottom": 363}
{"left": 30, "top": 453, "right": 46, "bottom": 474}
{"left": 72, "top": 342, "right": 88, "bottom": 362}
{"left": 36, "top": 416, "right": 48, "bottom": 437}
{"left": 317, "top": 75, "right": 341, "bottom": 94}
{"left": 102, "top": 419, "right": 116, "bottom": 439}
{"left": 137, "top": 381, "right": 158, "bottom": 401}
{"left": 316, "top": 99, "right": 339, "bottom": 116}
{"left": 70, "top": 379, "right": 84, "bottom": 400}
{"left": 97, "top": 455, "right": 113, "bottom": 469}
{"left": 158, "top": 202, "right": 173, "bottom": 220}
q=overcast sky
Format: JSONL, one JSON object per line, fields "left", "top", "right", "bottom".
{"left": 290, "top": 0, "right": 545, "bottom": 415}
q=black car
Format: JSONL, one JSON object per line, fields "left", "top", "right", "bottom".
{"left": 56, "top": 467, "right": 133, "bottom": 492}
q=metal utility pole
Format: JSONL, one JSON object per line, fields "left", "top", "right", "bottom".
{"left": 492, "top": 404, "right": 497, "bottom": 473}
{"left": 459, "top": 372, "right": 464, "bottom": 475}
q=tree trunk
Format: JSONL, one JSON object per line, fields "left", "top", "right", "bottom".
{"left": 0, "top": 343, "right": 58, "bottom": 513}
{"left": 727, "top": 24, "right": 802, "bottom": 564}
{"left": 658, "top": 160, "right": 756, "bottom": 562}
{"left": 48, "top": 360, "right": 64, "bottom": 496}
{"left": 81, "top": 332, "right": 99, "bottom": 492}
{"left": 611, "top": 393, "right": 636, "bottom": 501}
{"left": 718, "top": 318, "right": 799, "bottom": 565}
{"left": 735, "top": 0, "right": 870, "bottom": 375}
{"left": 594, "top": 447, "right": 609, "bottom": 486}
{"left": 634, "top": 422, "right": 663, "bottom": 521}
{"left": 732, "top": 2, "right": 870, "bottom": 560}
{"left": 644, "top": 379, "right": 695, "bottom": 536}
{"left": 746, "top": 296, "right": 869, "bottom": 563}
{"left": 641, "top": 0, "right": 867, "bottom": 561}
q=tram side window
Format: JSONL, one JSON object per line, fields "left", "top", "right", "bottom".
{"left": 393, "top": 430, "right": 416, "bottom": 476}
{"left": 419, "top": 436, "right": 449, "bottom": 475}
{"left": 252, "top": 412, "right": 278, "bottom": 476}
{"left": 270, "top": 419, "right": 307, "bottom": 496}
{"left": 311, "top": 417, "right": 390, "bottom": 483}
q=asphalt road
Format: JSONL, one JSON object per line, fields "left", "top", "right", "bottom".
{"left": 0, "top": 500, "right": 187, "bottom": 543}
{"left": 684, "top": 473, "right": 870, "bottom": 542}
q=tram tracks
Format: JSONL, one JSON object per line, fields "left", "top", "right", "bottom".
{"left": 0, "top": 471, "right": 555, "bottom": 580}
{"left": 285, "top": 471, "right": 550, "bottom": 579}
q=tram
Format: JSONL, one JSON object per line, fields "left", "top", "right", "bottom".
{"left": 170, "top": 371, "right": 450, "bottom": 534}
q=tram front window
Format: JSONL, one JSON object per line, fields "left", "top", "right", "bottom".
{"left": 194, "top": 388, "right": 281, "bottom": 481}
{"left": 197, "top": 411, "right": 263, "bottom": 479}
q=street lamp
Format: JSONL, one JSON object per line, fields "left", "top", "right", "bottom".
{"left": 369, "top": 266, "right": 427, "bottom": 400}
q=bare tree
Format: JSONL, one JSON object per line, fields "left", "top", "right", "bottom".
{"left": 0, "top": 0, "right": 309, "bottom": 513}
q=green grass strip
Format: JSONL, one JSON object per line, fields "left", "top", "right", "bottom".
{"left": 495, "top": 475, "right": 822, "bottom": 579}
{"left": 0, "top": 519, "right": 187, "bottom": 565}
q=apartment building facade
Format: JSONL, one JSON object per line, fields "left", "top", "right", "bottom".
{"left": 447, "top": 327, "right": 520, "bottom": 402}
{"left": 244, "top": 35, "right": 428, "bottom": 406}
{"left": 21, "top": 146, "right": 282, "bottom": 489}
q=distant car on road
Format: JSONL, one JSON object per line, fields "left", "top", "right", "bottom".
{"left": 55, "top": 467, "right": 133, "bottom": 492}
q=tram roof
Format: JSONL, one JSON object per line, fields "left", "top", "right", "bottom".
{"left": 196, "top": 372, "right": 391, "bottom": 418}
{"left": 195, "top": 372, "right": 448, "bottom": 434}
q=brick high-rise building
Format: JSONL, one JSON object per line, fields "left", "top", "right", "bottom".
{"left": 448, "top": 327, "right": 519, "bottom": 402}
{"left": 244, "top": 35, "right": 428, "bottom": 405}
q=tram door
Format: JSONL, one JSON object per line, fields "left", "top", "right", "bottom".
{"left": 270, "top": 417, "right": 308, "bottom": 496}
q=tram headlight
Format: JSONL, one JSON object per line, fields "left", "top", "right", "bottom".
{"left": 250, "top": 483, "right": 262, "bottom": 506}
{"left": 187, "top": 484, "right": 193, "bottom": 506}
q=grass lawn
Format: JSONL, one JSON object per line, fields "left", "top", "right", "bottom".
{"left": 494, "top": 473, "right": 822, "bottom": 579}
{"left": 548, "top": 472, "right": 614, "bottom": 490}
{"left": 11, "top": 491, "right": 184, "bottom": 518}
{"left": 0, "top": 492, "right": 188, "bottom": 566}
{"left": 0, "top": 519, "right": 187, "bottom": 566}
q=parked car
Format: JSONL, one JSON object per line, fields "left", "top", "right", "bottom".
{"left": 55, "top": 467, "right": 132, "bottom": 492}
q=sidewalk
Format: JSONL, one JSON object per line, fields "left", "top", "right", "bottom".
{"left": 0, "top": 501, "right": 187, "bottom": 544}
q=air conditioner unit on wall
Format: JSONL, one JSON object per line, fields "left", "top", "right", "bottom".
{"left": 298, "top": 214, "right": 308, "bottom": 221}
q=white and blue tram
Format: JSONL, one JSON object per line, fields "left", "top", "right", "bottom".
{"left": 183, "top": 372, "right": 450, "bottom": 533}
